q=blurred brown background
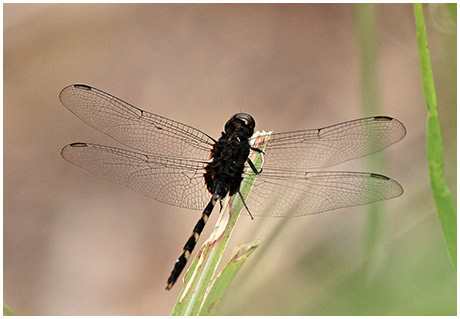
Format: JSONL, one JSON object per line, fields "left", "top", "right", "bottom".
{"left": 4, "top": 3, "right": 456, "bottom": 315}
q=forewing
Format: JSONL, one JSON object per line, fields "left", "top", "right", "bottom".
{"left": 61, "top": 143, "right": 209, "bottom": 210}
{"left": 253, "top": 116, "right": 406, "bottom": 170}
{"left": 244, "top": 168, "right": 403, "bottom": 217}
{"left": 60, "top": 84, "right": 215, "bottom": 159}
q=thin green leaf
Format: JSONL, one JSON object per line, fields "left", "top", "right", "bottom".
{"left": 171, "top": 132, "right": 270, "bottom": 315}
{"left": 413, "top": 3, "right": 457, "bottom": 268}
{"left": 199, "top": 240, "right": 260, "bottom": 315}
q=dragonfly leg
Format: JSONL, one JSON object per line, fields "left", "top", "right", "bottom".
{"left": 250, "top": 146, "right": 264, "bottom": 154}
{"left": 247, "top": 158, "right": 262, "bottom": 175}
{"left": 238, "top": 190, "right": 254, "bottom": 220}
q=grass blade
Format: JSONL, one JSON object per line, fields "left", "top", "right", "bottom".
{"left": 199, "top": 240, "right": 260, "bottom": 315}
{"left": 413, "top": 3, "right": 457, "bottom": 268}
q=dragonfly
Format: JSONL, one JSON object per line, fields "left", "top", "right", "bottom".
{"left": 60, "top": 84, "right": 406, "bottom": 290}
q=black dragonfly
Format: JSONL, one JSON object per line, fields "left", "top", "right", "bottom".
{"left": 60, "top": 84, "right": 406, "bottom": 290}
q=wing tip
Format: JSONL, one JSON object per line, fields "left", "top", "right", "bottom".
{"left": 373, "top": 115, "right": 407, "bottom": 140}
{"left": 59, "top": 84, "right": 94, "bottom": 103}
{"left": 369, "top": 173, "right": 404, "bottom": 198}
{"left": 61, "top": 142, "right": 89, "bottom": 159}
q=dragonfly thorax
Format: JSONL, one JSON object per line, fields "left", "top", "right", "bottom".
{"left": 204, "top": 114, "right": 254, "bottom": 198}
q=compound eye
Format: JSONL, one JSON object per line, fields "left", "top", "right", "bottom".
{"left": 233, "top": 113, "right": 255, "bottom": 129}
{"left": 224, "top": 119, "right": 234, "bottom": 132}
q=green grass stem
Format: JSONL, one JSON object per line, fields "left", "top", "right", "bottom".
{"left": 413, "top": 3, "right": 457, "bottom": 268}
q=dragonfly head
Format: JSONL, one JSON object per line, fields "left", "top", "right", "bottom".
{"left": 225, "top": 113, "right": 255, "bottom": 139}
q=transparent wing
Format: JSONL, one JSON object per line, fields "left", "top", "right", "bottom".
{"left": 61, "top": 143, "right": 403, "bottom": 216}
{"left": 244, "top": 168, "right": 403, "bottom": 217}
{"left": 61, "top": 143, "right": 210, "bottom": 210}
{"left": 60, "top": 84, "right": 215, "bottom": 160}
{"left": 252, "top": 116, "right": 406, "bottom": 170}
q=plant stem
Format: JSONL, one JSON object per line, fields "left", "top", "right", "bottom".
{"left": 413, "top": 3, "right": 457, "bottom": 268}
